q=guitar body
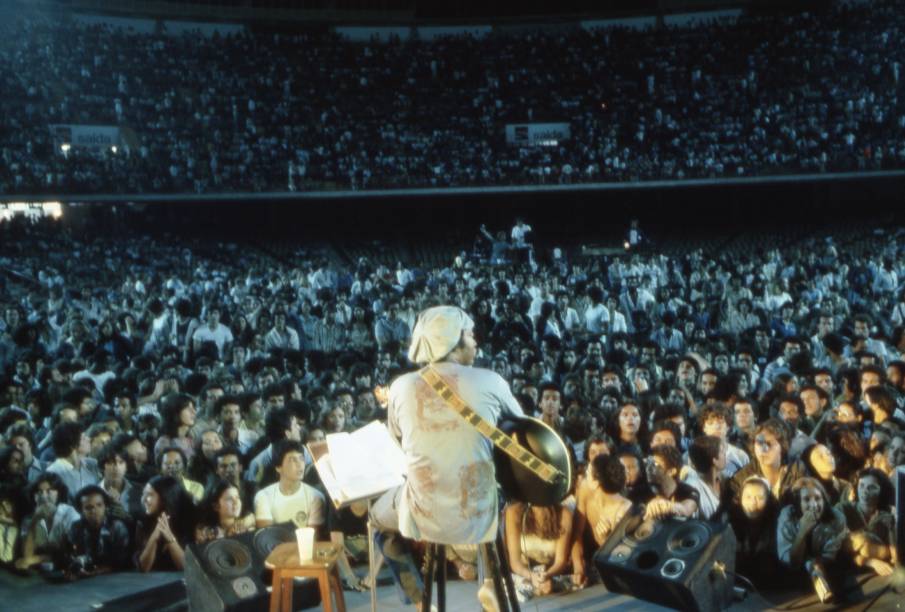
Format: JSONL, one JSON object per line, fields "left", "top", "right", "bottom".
{"left": 493, "top": 416, "right": 573, "bottom": 506}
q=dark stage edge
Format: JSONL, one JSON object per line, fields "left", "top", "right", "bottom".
{"left": 1, "top": 567, "right": 898, "bottom": 611}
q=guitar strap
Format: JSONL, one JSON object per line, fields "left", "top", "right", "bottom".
{"left": 418, "top": 365, "right": 564, "bottom": 485}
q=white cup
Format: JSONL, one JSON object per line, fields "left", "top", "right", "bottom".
{"left": 296, "top": 527, "right": 315, "bottom": 561}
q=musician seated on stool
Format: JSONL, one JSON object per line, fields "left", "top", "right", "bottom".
{"left": 572, "top": 454, "right": 632, "bottom": 586}
{"left": 643, "top": 445, "right": 699, "bottom": 521}
{"left": 369, "top": 306, "right": 525, "bottom": 611}
{"left": 503, "top": 500, "right": 575, "bottom": 602}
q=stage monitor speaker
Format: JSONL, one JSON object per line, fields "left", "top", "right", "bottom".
{"left": 593, "top": 515, "right": 736, "bottom": 612}
{"left": 184, "top": 522, "right": 317, "bottom": 612}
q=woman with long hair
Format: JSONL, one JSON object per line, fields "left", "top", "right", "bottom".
{"left": 801, "top": 442, "right": 853, "bottom": 506}
{"left": 153, "top": 393, "right": 196, "bottom": 461}
{"left": 504, "top": 500, "right": 575, "bottom": 602}
{"left": 776, "top": 477, "right": 849, "bottom": 603}
{"left": 186, "top": 429, "right": 225, "bottom": 485}
{"left": 194, "top": 479, "right": 255, "bottom": 543}
{"left": 136, "top": 475, "right": 195, "bottom": 572}
{"left": 607, "top": 402, "right": 648, "bottom": 452}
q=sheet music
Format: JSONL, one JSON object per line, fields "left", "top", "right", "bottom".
{"left": 314, "top": 420, "right": 406, "bottom": 506}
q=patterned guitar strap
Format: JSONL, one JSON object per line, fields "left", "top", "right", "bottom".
{"left": 418, "top": 365, "right": 565, "bottom": 485}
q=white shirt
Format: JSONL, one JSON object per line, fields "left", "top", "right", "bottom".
{"left": 388, "top": 362, "right": 524, "bottom": 544}
{"left": 254, "top": 481, "right": 326, "bottom": 528}
{"left": 584, "top": 303, "right": 609, "bottom": 334}
{"left": 192, "top": 323, "right": 233, "bottom": 358}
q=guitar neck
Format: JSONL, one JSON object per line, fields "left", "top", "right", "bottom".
{"left": 420, "top": 366, "right": 562, "bottom": 484}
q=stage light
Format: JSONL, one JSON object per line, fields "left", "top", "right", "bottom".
{"left": 111, "top": 145, "right": 118, "bottom": 154}
{"left": 60, "top": 143, "right": 71, "bottom": 153}
{"left": 624, "top": 241, "right": 631, "bottom": 250}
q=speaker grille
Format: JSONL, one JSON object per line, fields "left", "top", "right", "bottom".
{"left": 231, "top": 576, "right": 259, "bottom": 599}
{"left": 666, "top": 522, "right": 710, "bottom": 556}
{"left": 628, "top": 518, "right": 661, "bottom": 543}
{"left": 254, "top": 524, "right": 296, "bottom": 558}
{"left": 204, "top": 539, "right": 253, "bottom": 577}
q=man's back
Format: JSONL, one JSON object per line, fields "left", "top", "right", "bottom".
{"left": 388, "top": 362, "right": 523, "bottom": 544}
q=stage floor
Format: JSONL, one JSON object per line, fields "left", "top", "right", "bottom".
{"left": 1, "top": 565, "right": 898, "bottom": 611}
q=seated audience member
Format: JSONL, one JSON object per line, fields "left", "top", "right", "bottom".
{"left": 0, "top": 483, "right": 26, "bottom": 567}
{"left": 0, "top": 445, "right": 27, "bottom": 490}
{"left": 186, "top": 429, "right": 224, "bottom": 485}
{"left": 776, "top": 477, "right": 849, "bottom": 603}
{"left": 699, "top": 403, "right": 750, "bottom": 478}
{"left": 825, "top": 424, "right": 868, "bottom": 482}
{"left": 46, "top": 421, "right": 100, "bottom": 504}
{"left": 326, "top": 500, "right": 371, "bottom": 591}
{"left": 5, "top": 423, "right": 44, "bottom": 482}
{"left": 504, "top": 500, "right": 575, "bottom": 602}
{"left": 729, "top": 418, "right": 806, "bottom": 504}
{"left": 648, "top": 420, "right": 682, "bottom": 449}
{"left": 214, "top": 395, "right": 258, "bottom": 455}
{"left": 153, "top": 393, "right": 197, "bottom": 462}
{"left": 684, "top": 435, "right": 727, "bottom": 520}
{"left": 728, "top": 476, "right": 781, "bottom": 587}
{"left": 616, "top": 446, "right": 653, "bottom": 504}
{"left": 194, "top": 479, "right": 256, "bottom": 543}
{"left": 608, "top": 402, "right": 647, "bottom": 452}
{"left": 15, "top": 474, "right": 79, "bottom": 570}
{"left": 246, "top": 407, "right": 303, "bottom": 485}
{"left": 136, "top": 475, "right": 195, "bottom": 572}
{"left": 63, "top": 485, "right": 132, "bottom": 579}
{"left": 643, "top": 445, "right": 699, "bottom": 521}
{"left": 213, "top": 446, "right": 257, "bottom": 512}
{"left": 864, "top": 385, "right": 905, "bottom": 428}
{"left": 97, "top": 445, "right": 142, "bottom": 520}
{"left": 113, "top": 431, "right": 154, "bottom": 485}
{"left": 801, "top": 443, "right": 852, "bottom": 506}
{"left": 158, "top": 446, "right": 205, "bottom": 503}
{"left": 838, "top": 468, "right": 897, "bottom": 576}
{"left": 574, "top": 454, "right": 633, "bottom": 567}
{"left": 254, "top": 440, "right": 325, "bottom": 532}
{"left": 729, "top": 398, "right": 757, "bottom": 454}
{"left": 776, "top": 395, "right": 814, "bottom": 460}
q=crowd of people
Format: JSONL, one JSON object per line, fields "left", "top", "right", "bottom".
{"left": 2, "top": 0, "right": 904, "bottom": 195}
{"left": 0, "top": 212, "right": 904, "bottom": 606}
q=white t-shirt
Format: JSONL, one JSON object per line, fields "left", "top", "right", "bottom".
{"left": 192, "top": 323, "right": 233, "bottom": 357}
{"left": 254, "top": 482, "right": 326, "bottom": 528}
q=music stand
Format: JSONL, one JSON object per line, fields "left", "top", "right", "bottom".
{"left": 307, "top": 441, "right": 393, "bottom": 612}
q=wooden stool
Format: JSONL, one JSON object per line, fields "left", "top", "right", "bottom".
{"left": 421, "top": 532, "right": 520, "bottom": 612}
{"left": 265, "top": 541, "right": 346, "bottom": 612}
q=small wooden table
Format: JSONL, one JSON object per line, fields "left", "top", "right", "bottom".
{"left": 265, "top": 541, "right": 346, "bottom": 612}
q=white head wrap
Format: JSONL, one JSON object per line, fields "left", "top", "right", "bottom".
{"left": 407, "top": 306, "right": 475, "bottom": 365}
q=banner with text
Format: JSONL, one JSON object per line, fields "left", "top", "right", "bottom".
{"left": 49, "top": 124, "right": 122, "bottom": 150}
{"left": 505, "top": 122, "right": 570, "bottom": 146}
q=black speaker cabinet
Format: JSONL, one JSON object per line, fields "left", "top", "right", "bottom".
{"left": 594, "top": 516, "right": 737, "bottom": 612}
{"left": 185, "top": 522, "right": 316, "bottom": 612}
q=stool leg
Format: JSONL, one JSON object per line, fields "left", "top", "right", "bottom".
{"left": 494, "top": 535, "right": 521, "bottom": 612}
{"left": 486, "top": 543, "right": 517, "bottom": 612}
{"left": 319, "top": 574, "right": 334, "bottom": 612}
{"left": 436, "top": 544, "right": 447, "bottom": 612}
{"left": 330, "top": 568, "right": 347, "bottom": 612}
{"left": 281, "top": 577, "right": 292, "bottom": 612}
{"left": 421, "top": 543, "right": 435, "bottom": 611}
{"left": 270, "top": 570, "right": 282, "bottom": 612}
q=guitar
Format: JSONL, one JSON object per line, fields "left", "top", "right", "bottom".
{"left": 493, "top": 416, "right": 573, "bottom": 507}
